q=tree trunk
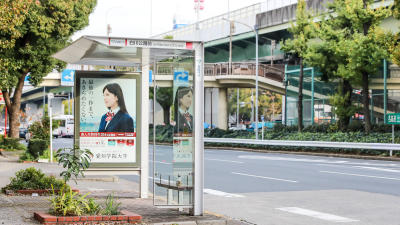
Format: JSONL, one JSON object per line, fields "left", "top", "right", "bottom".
{"left": 362, "top": 73, "right": 371, "bottom": 133}
{"left": 2, "top": 70, "right": 29, "bottom": 138}
{"left": 162, "top": 107, "right": 170, "bottom": 125}
{"left": 298, "top": 58, "right": 304, "bottom": 131}
{"left": 340, "top": 79, "right": 353, "bottom": 131}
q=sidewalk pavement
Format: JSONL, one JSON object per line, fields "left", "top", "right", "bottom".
{"left": 0, "top": 162, "right": 246, "bottom": 225}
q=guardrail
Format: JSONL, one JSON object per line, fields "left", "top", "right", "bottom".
{"left": 203, "top": 138, "right": 400, "bottom": 156}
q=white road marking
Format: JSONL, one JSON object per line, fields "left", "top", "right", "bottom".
{"left": 320, "top": 171, "right": 400, "bottom": 181}
{"left": 316, "top": 164, "right": 400, "bottom": 173}
{"left": 276, "top": 207, "right": 359, "bottom": 222}
{"left": 203, "top": 189, "right": 245, "bottom": 197}
{"left": 231, "top": 172, "right": 298, "bottom": 183}
{"left": 149, "top": 160, "right": 171, "bottom": 164}
{"left": 239, "top": 155, "right": 400, "bottom": 167}
{"left": 205, "top": 158, "right": 243, "bottom": 163}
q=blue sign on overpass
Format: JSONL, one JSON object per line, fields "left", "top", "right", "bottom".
{"left": 61, "top": 70, "right": 75, "bottom": 86}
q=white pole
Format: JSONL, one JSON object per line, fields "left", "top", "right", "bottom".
{"left": 255, "top": 28, "right": 259, "bottom": 140}
{"left": 49, "top": 99, "right": 52, "bottom": 163}
{"left": 150, "top": 0, "right": 152, "bottom": 37}
{"left": 262, "top": 118, "right": 264, "bottom": 140}
{"left": 392, "top": 124, "right": 394, "bottom": 157}
{"left": 196, "top": 1, "right": 200, "bottom": 30}
{"left": 229, "top": 21, "right": 232, "bottom": 75}
{"left": 106, "top": 7, "right": 121, "bottom": 36}
{"left": 68, "top": 93, "right": 70, "bottom": 115}
{"left": 237, "top": 88, "right": 239, "bottom": 127}
{"left": 221, "top": 18, "right": 258, "bottom": 138}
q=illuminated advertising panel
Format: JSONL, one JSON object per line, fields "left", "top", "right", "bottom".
{"left": 76, "top": 72, "right": 141, "bottom": 167}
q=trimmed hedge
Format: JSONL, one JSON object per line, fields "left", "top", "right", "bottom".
{"left": 28, "top": 139, "right": 48, "bottom": 157}
{"left": 149, "top": 122, "right": 400, "bottom": 156}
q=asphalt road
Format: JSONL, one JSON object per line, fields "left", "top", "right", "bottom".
{"left": 48, "top": 138, "right": 400, "bottom": 225}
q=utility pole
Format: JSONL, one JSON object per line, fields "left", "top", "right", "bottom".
{"left": 229, "top": 21, "right": 234, "bottom": 74}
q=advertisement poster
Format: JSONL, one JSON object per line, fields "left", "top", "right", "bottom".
{"left": 79, "top": 77, "right": 136, "bottom": 163}
{"left": 172, "top": 71, "right": 193, "bottom": 164}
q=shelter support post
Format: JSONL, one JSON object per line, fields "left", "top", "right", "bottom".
{"left": 193, "top": 43, "right": 204, "bottom": 216}
{"left": 140, "top": 48, "right": 150, "bottom": 199}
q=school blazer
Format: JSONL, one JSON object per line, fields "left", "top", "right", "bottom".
{"left": 98, "top": 111, "right": 135, "bottom": 133}
{"left": 174, "top": 112, "right": 193, "bottom": 133}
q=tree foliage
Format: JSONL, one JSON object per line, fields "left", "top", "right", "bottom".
{"left": 0, "top": 0, "right": 97, "bottom": 137}
{"left": 306, "top": 0, "right": 392, "bottom": 133}
{"left": 227, "top": 89, "right": 282, "bottom": 122}
{"left": 280, "top": 0, "right": 315, "bottom": 131}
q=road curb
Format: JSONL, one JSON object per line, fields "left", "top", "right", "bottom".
{"left": 205, "top": 146, "right": 400, "bottom": 162}
{"left": 76, "top": 175, "right": 119, "bottom": 182}
{"left": 151, "top": 220, "right": 230, "bottom": 225}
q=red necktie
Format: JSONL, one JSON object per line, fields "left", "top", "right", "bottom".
{"left": 105, "top": 112, "right": 115, "bottom": 121}
{"left": 183, "top": 112, "right": 191, "bottom": 122}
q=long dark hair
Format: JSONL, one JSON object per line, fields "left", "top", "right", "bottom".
{"left": 103, "top": 83, "right": 129, "bottom": 114}
{"left": 174, "top": 86, "right": 193, "bottom": 117}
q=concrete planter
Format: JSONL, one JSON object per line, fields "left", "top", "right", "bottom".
{"left": 34, "top": 210, "right": 141, "bottom": 224}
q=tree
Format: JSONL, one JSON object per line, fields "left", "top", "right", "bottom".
{"left": 280, "top": 0, "right": 315, "bottom": 131}
{"left": 0, "top": 0, "right": 97, "bottom": 137}
{"left": 227, "top": 89, "right": 282, "bottom": 122}
{"left": 306, "top": 0, "right": 391, "bottom": 133}
{"left": 155, "top": 87, "right": 173, "bottom": 125}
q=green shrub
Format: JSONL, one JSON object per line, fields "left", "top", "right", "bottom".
{"left": 0, "top": 135, "right": 4, "bottom": 143}
{"left": 17, "top": 143, "right": 27, "bottom": 151}
{"left": 273, "top": 123, "right": 285, "bottom": 132}
{"left": 346, "top": 121, "right": 364, "bottom": 132}
{"left": 102, "top": 191, "right": 122, "bottom": 215}
{"left": 28, "top": 139, "right": 48, "bottom": 157}
{"left": 3, "top": 167, "right": 67, "bottom": 191}
{"left": 3, "top": 138, "right": 21, "bottom": 151}
{"left": 39, "top": 149, "right": 58, "bottom": 162}
{"left": 48, "top": 185, "right": 91, "bottom": 216}
{"left": 303, "top": 124, "right": 328, "bottom": 133}
{"left": 19, "top": 151, "right": 35, "bottom": 162}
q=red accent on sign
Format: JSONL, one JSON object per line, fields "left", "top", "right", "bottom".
{"left": 125, "top": 39, "right": 127, "bottom": 46}
{"left": 109, "top": 38, "right": 110, "bottom": 45}
{"left": 126, "top": 140, "right": 134, "bottom": 146}
{"left": 80, "top": 132, "right": 136, "bottom": 137}
{"left": 186, "top": 42, "right": 193, "bottom": 49}
{"left": 173, "top": 133, "right": 193, "bottom": 137}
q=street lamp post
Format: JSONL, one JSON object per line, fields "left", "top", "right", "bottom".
{"left": 106, "top": 7, "right": 122, "bottom": 36}
{"left": 222, "top": 18, "right": 259, "bottom": 139}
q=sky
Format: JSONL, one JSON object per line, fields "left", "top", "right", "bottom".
{"left": 71, "top": 0, "right": 266, "bottom": 41}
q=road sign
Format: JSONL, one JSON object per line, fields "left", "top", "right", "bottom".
{"left": 387, "top": 113, "right": 400, "bottom": 124}
{"left": 149, "top": 70, "right": 153, "bottom": 84}
{"left": 261, "top": 115, "right": 264, "bottom": 121}
{"left": 24, "top": 73, "right": 32, "bottom": 86}
{"left": 174, "top": 71, "right": 189, "bottom": 85}
{"left": 61, "top": 70, "right": 75, "bottom": 86}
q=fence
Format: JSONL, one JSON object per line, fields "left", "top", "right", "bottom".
{"left": 204, "top": 138, "right": 400, "bottom": 156}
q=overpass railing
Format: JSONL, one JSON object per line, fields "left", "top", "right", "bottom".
{"left": 151, "top": 62, "right": 286, "bottom": 82}
{"left": 204, "top": 63, "right": 285, "bottom": 82}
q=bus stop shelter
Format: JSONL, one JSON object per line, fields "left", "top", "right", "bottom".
{"left": 52, "top": 36, "right": 205, "bottom": 216}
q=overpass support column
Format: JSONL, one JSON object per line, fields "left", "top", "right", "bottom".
{"left": 218, "top": 88, "right": 228, "bottom": 130}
